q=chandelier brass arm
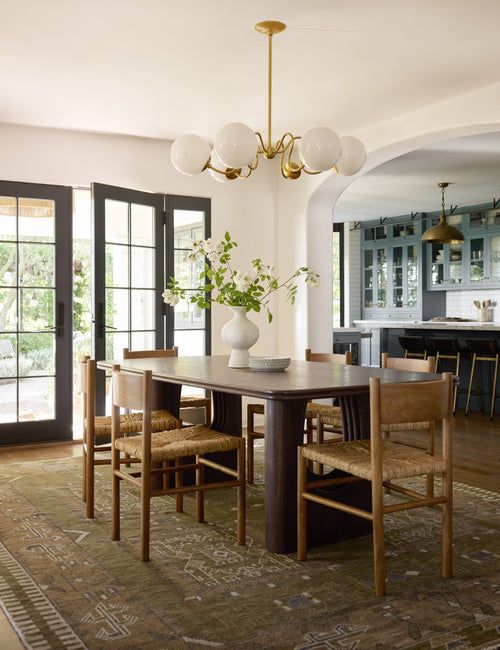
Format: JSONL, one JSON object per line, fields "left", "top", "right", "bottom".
{"left": 170, "top": 20, "right": 367, "bottom": 182}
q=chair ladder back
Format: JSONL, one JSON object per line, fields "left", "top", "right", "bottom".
{"left": 371, "top": 373, "right": 453, "bottom": 428}
{"left": 381, "top": 353, "right": 436, "bottom": 373}
{"left": 112, "top": 365, "right": 150, "bottom": 411}
{"left": 305, "top": 349, "right": 352, "bottom": 365}
{"left": 123, "top": 347, "right": 179, "bottom": 359}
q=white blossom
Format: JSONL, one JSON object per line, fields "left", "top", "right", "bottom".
{"left": 162, "top": 289, "right": 180, "bottom": 306}
{"left": 233, "top": 271, "right": 253, "bottom": 293}
{"left": 305, "top": 271, "right": 320, "bottom": 288}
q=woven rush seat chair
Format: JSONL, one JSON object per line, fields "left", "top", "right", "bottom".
{"left": 379, "top": 353, "right": 436, "bottom": 497}
{"left": 81, "top": 357, "right": 181, "bottom": 519}
{"left": 246, "top": 349, "right": 352, "bottom": 483}
{"left": 123, "top": 347, "right": 211, "bottom": 425}
{"left": 111, "top": 364, "right": 246, "bottom": 561}
{"left": 297, "top": 372, "right": 454, "bottom": 597}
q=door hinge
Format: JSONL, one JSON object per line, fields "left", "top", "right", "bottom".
{"left": 163, "top": 210, "right": 167, "bottom": 225}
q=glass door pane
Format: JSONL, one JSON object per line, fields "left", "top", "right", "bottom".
{"left": 406, "top": 244, "right": 419, "bottom": 307}
{"left": 489, "top": 235, "right": 500, "bottom": 281}
{"left": 93, "top": 184, "right": 164, "bottom": 414}
{"left": 469, "top": 238, "right": 484, "bottom": 283}
{"left": 0, "top": 183, "right": 72, "bottom": 444}
{"left": 431, "top": 244, "right": 445, "bottom": 287}
{"left": 166, "top": 196, "right": 211, "bottom": 357}
{"left": 376, "top": 248, "right": 387, "bottom": 308}
{"left": 392, "top": 246, "right": 403, "bottom": 308}
{"left": 363, "top": 249, "right": 373, "bottom": 308}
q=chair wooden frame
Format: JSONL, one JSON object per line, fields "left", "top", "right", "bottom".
{"left": 246, "top": 349, "right": 352, "bottom": 483}
{"left": 123, "top": 347, "right": 212, "bottom": 425}
{"left": 111, "top": 364, "right": 246, "bottom": 561}
{"left": 381, "top": 353, "right": 436, "bottom": 498}
{"left": 81, "top": 356, "right": 113, "bottom": 519}
{"left": 297, "top": 372, "right": 453, "bottom": 597}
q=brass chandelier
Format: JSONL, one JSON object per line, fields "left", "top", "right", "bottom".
{"left": 170, "top": 20, "right": 367, "bottom": 182}
{"left": 421, "top": 182, "right": 465, "bottom": 244}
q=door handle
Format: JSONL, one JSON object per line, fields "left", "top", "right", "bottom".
{"left": 53, "top": 301, "right": 64, "bottom": 338}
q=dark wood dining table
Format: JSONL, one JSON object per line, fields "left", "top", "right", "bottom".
{"left": 97, "top": 355, "right": 439, "bottom": 554}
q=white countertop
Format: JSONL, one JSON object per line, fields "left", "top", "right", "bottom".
{"left": 353, "top": 320, "right": 500, "bottom": 331}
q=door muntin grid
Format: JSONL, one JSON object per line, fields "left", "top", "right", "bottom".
{"left": 0, "top": 196, "right": 56, "bottom": 423}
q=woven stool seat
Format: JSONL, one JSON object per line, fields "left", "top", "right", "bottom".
{"left": 180, "top": 396, "right": 211, "bottom": 409}
{"left": 302, "top": 439, "right": 446, "bottom": 482}
{"left": 381, "top": 421, "right": 430, "bottom": 433}
{"left": 88, "top": 410, "right": 181, "bottom": 439}
{"left": 115, "top": 424, "right": 241, "bottom": 462}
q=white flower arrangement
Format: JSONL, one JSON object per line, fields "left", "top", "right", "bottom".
{"left": 163, "top": 231, "right": 319, "bottom": 323}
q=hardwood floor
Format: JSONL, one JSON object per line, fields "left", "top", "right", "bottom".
{"left": 0, "top": 413, "right": 498, "bottom": 492}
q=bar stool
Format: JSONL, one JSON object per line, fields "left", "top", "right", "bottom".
{"left": 465, "top": 339, "right": 500, "bottom": 420}
{"left": 398, "top": 335, "right": 428, "bottom": 360}
{"left": 427, "top": 337, "right": 461, "bottom": 412}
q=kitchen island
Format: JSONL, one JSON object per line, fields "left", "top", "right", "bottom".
{"left": 353, "top": 320, "right": 500, "bottom": 414}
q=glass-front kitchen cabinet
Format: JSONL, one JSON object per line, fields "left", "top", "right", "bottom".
{"left": 427, "top": 208, "right": 500, "bottom": 290}
{"left": 362, "top": 222, "right": 421, "bottom": 319}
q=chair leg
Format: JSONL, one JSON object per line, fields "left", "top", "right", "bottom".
{"left": 175, "top": 457, "right": 183, "bottom": 513}
{"left": 490, "top": 355, "right": 499, "bottom": 420}
{"left": 297, "top": 449, "right": 307, "bottom": 561}
{"left": 442, "top": 467, "right": 453, "bottom": 578}
{"left": 85, "top": 436, "right": 95, "bottom": 519}
{"left": 205, "top": 400, "right": 212, "bottom": 426}
{"left": 247, "top": 406, "right": 255, "bottom": 484}
{"left": 372, "top": 474, "right": 386, "bottom": 597}
{"left": 426, "top": 424, "right": 435, "bottom": 498}
{"left": 237, "top": 443, "right": 246, "bottom": 546}
{"left": 465, "top": 353, "right": 476, "bottom": 415}
{"left": 316, "top": 418, "right": 324, "bottom": 475}
{"left": 453, "top": 353, "right": 460, "bottom": 413}
{"left": 141, "top": 455, "right": 151, "bottom": 562}
{"left": 111, "top": 451, "right": 120, "bottom": 542}
{"left": 82, "top": 445, "right": 87, "bottom": 502}
{"left": 196, "top": 455, "right": 205, "bottom": 523}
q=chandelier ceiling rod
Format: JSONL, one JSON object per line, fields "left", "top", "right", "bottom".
{"left": 170, "top": 19, "right": 368, "bottom": 182}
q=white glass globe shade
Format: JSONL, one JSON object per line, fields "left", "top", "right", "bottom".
{"left": 214, "top": 122, "right": 258, "bottom": 168}
{"left": 208, "top": 150, "right": 231, "bottom": 183}
{"left": 336, "top": 136, "right": 367, "bottom": 176}
{"left": 299, "top": 127, "right": 341, "bottom": 172}
{"left": 170, "top": 134, "right": 210, "bottom": 175}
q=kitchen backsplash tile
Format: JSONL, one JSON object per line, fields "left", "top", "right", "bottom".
{"left": 446, "top": 289, "right": 500, "bottom": 320}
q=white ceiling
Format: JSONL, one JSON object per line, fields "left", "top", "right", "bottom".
{"left": 1, "top": 0, "right": 500, "bottom": 140}
{"left": 334, "top": 132, "right": 500, "bottom": 221}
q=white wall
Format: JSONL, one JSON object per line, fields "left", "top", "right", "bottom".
{"left": 446, "top": 289, "right": 500, "bottom": 321}
{"left": 0, "top": 122, "right": 281, "bottom": 356}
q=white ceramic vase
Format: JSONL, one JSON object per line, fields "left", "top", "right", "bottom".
{"left": 221, "top": 306, "right": 259, "bottom": 368}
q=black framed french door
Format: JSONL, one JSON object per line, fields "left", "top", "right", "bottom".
{"left": 92, "top": 183, "right": 165, "bottom": 414}
{"left": 0, "top": 181, "right": 72, "bottom": 444}
{"left": 165, "top": 195, "right": 211, "bottom": 355}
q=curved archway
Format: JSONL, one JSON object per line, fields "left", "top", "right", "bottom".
{"left": 306, "top": 122, "right": 500, "bottom": 353}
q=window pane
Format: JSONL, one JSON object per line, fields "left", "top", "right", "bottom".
{"left": 0, "top": 243, "right": 16, "bottom": 285}
{"left": 20, "top": 288, "right": 54, "bottom": 330}
{"left": 174, "top": 249, "right": 204, "bottom": 288}
{"left": 19, "top": 243, "right": 55, "bottom": 287}
{"left": 131, "top": 331, "right": 155, "bottom": 351}
{"left": 18, "top": 198, "right": 55, "bottom": 242}
{"left": 131, "top": 289, "right": 154, "bottom": 330}
{"left": 175, "top": 292, "right": 205, "bottom": 329}
{"left": 174, "top": 329, "right": 205, "bottom": 356}
{"left": 131, "top": 204, "right": 154, "bottom": 246}
{"left": 18, "top": 376, "right": 55, "bottom": 421}
{"left": 173, "top": 209, "right": 204, "bottom": 230}
{"left": 0, "top": 288, "right": 17, "bottom": 331}
{"left": 18, "top": 332, "right": 55, "bottom": 376}
{"left": 131, "top": 247, "right": 154, "bottom": 288}
{"left": 105, "top": 289, "right": 129, "bottom": 331}
{"left": 105, "top": 331, "right": 130, "bottom": 360}
{"left": 105, "top": 199, "right": 128, "bottom": 244}
{"left": 0, "top": 197, "right": 16, "bottom": 240}
{"left": 0, "top": 334, "right": 16, "bottom": 377}
{"left": 0, "top": 379, "right": 17, "bottom": 422}
{"left": 105, "top": 244, "right": 129, "bottom": 287}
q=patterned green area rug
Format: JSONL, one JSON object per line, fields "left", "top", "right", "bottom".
{"left": 0, "top": 452, "right": 499, "bottom": 649}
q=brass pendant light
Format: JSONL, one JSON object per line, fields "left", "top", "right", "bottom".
{"left": 421, "top": 182, "right": 464, "bottom": 244}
